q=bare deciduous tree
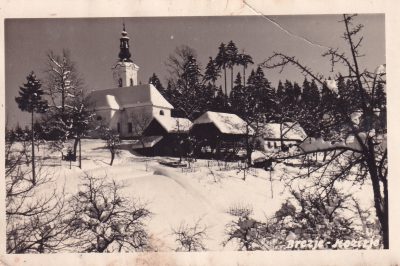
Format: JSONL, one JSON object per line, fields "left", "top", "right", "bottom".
{"left": 172, "top": 219, "right": 208, "bottom": 252}
{"left": 223, "top": 204, "right": 267, "bottom": 251}
{"left": 44, "top": 50, "right": 95, "bottom": 165}
{"left": 261, "top": 14, "right": 388, "bottom": 248}
{"left": 6, "top": 138, "right": 70, "bottom": 253}
{"left": 100, "top": 126, "right": 121, "bottom": 166}
{"left": 67, "top": 174, "right": 151, "bottom": 252}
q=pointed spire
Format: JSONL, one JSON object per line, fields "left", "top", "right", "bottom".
{"left": 118, "top": 22, "right": 132, "bottom": 62}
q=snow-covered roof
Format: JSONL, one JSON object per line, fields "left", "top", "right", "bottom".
{"left": 153, "top": 116, "right": 192, "bottom": 133}
{"left": 262, "top": 122, "right": 307, "bottom": 141}
{"left": 105, "top": 95, "right": 120, "bottom": 110}
{"left": 89, "top": 84, "right": 173, "bottom": 110}
{"left": 193, "top": 111, "right": 254, "bottom": 135}
{"left": 131, "top": 136, "right": 163, "bottom": 149}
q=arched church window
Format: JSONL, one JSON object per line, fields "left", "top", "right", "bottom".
{"left": 118, "top": 78, "right": 123, "bottom": 87}
{"left": 130, "top": 78, "right": 133, "bottom": 86}
{"left": 159, "top": 110, "right": 164, "bottom": 116}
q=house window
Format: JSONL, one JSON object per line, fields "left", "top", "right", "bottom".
{"left": 118, "top": 78, "right": 123, "bottom": 87}
{"left": 159, "top": 110, "right": 164, "bottom": 116}
{"left": 130, "top": 78, "right": 133, "bottom": 86}
{"left": 267, "top": 141, "right": 272, "bottom": 149}
{"left": 128, "top": 122, "right": 133, "bottom": 133}
{"left": 96, "top": 115, "right": 102, "bottom": 121}
{"left": 117, "top": 123, "right": 120, "bottom": 133}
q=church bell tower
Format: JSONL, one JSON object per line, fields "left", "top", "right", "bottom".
{"left": 112, "top": 23, "right": 139, "bottom": 87}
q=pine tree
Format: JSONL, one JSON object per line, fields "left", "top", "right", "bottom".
{"left": 203, "top": 57, "right": 220, "bottom": 85}
{"left": 149, "top": 73, "right": 165, "bottom": 94}
{"left": 15, "top": 71, "right": 48, "bottom": 184}
{"left": 299, "top": 79, "right": 321, "bottom": 136}
{"left": 226, "top": 40, "right": 239, "bottom": 93}
{"left": 240, "top": 67, "right": 274, "bottom": 120}
{"left": 302, "top": 78, "right": 320, "bottom": 108}
{"left": 293, "top": 82, "right": 302, "bottom": 103}
{"left": 212, "top": 86, "right": 226, "bottom": 112}
{"left": 181, "top": 55, "right": 202, "bottom": 88}
{"left": 374, "top": 82, "right": 386, "bottom": 109}
{"left": 215, "top": 43, "right": 228, "bottom": 96}
{"left": 230, "top": 72, "right": 245, "bottom": 115}
{"left": 276, "top": 80, "right": 285, "bottom": 100}
{"left": 283, "top": 80, "right": 294, "bottom": 106}
{"left": 237, "top": 52, "right": 254, "bottom": 88}
{"left": 320, "top": 81, "right": 337, "bottom": 109}
{"left": 274, "top": 80, "right": 286, "bottom": 121}
{"left": 170, "top": 55, "right": 207, "bottom": 119}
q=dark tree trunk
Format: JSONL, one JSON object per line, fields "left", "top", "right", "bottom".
{"left": 365, "top": 144, "right": 388, "bottom": 248}
{"left": 79, "top": 138, "right": 82, "bottom": 168}
{"left": 224, "top": 67, "right": 227, "bottom": 97}
{"left": 110, "top": 152, "right": 115, "bottom": 166}
{"left": 231, "top": 67, "right": 234, "bottom": 95}
{"left": 61, "top": 84, "right": 65, "bottom": 115}
{"left": 73, "top": 137, "right": 79, "bottom": 160}
{"left": 243, "top": 67, "right": 246, "bottom": 88}
{"left": 382, "top": 177, "right": 389, "bottom": 249}
{"left": 245, "top": 125, "right": 252, "bottom": 167}
{"left": 31, "top": 111, "right": 36, "bottom": 185}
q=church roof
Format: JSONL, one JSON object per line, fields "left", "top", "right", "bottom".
{"left": 89, "top": 84, "right": 173, "bottom": 110}
{"left": 193, "top": 111, "right": 254, "bottom": 135}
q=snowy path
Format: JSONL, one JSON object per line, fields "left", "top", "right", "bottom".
{"left": 152, "top": 166, "right": 215, "bottom": 209}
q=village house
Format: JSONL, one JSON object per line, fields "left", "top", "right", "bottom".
{"left": 132, "top": 116, "right": 192, "bottom": 156}
{"left": 260, "top": 122, "right": 307, "bottom": 151}
{"left": 190, "top": 111, "right": 255, "bottom": 159}
{"left": 89, "top": 25, "right": 174, "bottom": 138}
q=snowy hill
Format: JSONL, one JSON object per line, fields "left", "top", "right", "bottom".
{"left": 26, "top": 139, "right": 374, "bottom": 251}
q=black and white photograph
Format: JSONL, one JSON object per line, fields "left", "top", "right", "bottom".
{"left": 1, "top": 0, "right": 400, "bottom": 265}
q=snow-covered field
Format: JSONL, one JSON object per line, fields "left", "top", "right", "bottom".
{"left": 22, "top": 139, "right": 374, "bottom": 251}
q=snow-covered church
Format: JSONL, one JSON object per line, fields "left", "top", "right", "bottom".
{"left": 89, "top": 25, "right": 174, "bottom": 137}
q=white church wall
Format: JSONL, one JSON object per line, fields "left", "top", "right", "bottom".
{"left": 151, "top": 107, "right": 171, "bottom": 117}
{"left": 112, "top": 62, "right": 139, "bottom": 87}
{"left": 95, "top": 109, "right": 120, "bottom": 129}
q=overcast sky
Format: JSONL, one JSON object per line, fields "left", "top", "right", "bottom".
{"left": 5, "top": 14, "right": 385, "bottom": 128}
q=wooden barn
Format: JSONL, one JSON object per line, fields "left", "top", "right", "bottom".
{"left": 190, "top": 111, "right": 255, "bottom": 159}
{"left": 131, "top": 116, "right": 192, "bottom": 156}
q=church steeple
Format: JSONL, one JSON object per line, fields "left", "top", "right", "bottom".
{"left": 118, "top": 23, "right": 132, "bottom": 62}
{"left": 112, "top": 22, "right": 139, "bottom": 87}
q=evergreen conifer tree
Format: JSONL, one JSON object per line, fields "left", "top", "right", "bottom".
{"left": 15, "top": 71, "right": 48, "bottom": 184}
{"left": 226, "top": 40, "right": 239, "bottom": 93}
{"left": 237, "top": 52, "right": 254, "bottom": 88}
{"left": 149, "top": 73, "right": 165, "bottom": 94}
{"left": 203, "top": 57, "right": 220, "bottom": 85}
{"left": 215, "top": 43, "right": 228, "bottom": 96}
